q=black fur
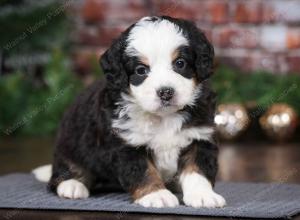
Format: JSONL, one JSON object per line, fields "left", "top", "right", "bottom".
{"left": 178, "top": 140, "right": 218, "bottom": 186}
{"left": 172, "top": 45, "right": 195, "bottom": 79}
{"left": 126, "top": 56, "right": 149, "bottom": 86}
{"left": 162, "top": 16, "right": 214, "bottom": 82}
{"left": 49, "top": 16, "right": 219, "bottom": 197}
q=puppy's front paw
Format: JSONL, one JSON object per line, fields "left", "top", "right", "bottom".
{"left": 57, "top": 179, "right": 89, "bottom": 199}
{"left": 183, "top": 190, "right": 226, "bottom": 208}
{"left": 134, "top": 189, "right": 179, "bottom": 208}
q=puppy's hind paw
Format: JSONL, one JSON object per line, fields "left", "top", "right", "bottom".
{"left": 57, "top": 179, "right": 89, "bottom": 199}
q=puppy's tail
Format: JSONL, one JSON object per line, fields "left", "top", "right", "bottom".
{"left": 32, "top": 164, "right": 52, "bottom": 182}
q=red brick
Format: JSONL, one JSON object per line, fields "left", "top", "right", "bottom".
{"left": 75, "top": 26, "right": 101, "bottom": 46}
{"left": 213, "top": 27, "right": 259, "bottom": 49}
{"left": 74, "top": 0, "right": 300, "bottom": 75}
{"left": 250, "top": 53, "right": 291, "bottom": 73}
{"left": 217, "top": 51, "right": 285, "bottom": 73}
{"left": 251, "top": 53, "right": 279, "bottom": 73}
{"left": 263, "top": 1, "right": 300, "bottom": 23}
{"left": 286, "top": 29, "right": 300, "bottom": 49}
{"left": 218, "top": 54, "right": 253, "bottom": 72}
{"left": 98, "top": 25, "right": 127, "bottom": 46}
{"left": 153, "top": 0, "right": 206, "bottom": 20}
{"left": 287, "top": 55, "right": 300, "bottom": 73}
{"left": 72, "top": 47, "right": 105, "bottom": 75}
{"left": 219, "top": 51, "right": 298, "bottom": 74}
{"left": 234, "top": 1, "right": 263, "bottom": 23}
{"left": 206, "top": 1, "right": 229, "bottom": 24}
{"left": 75, "top": 24, "right": 127, "bottom": 46}
{"left": 262, "top": 1, "right": 292, "bottom": 23}
{"left": 81, "top": 0, "right": 107, "bottom": 23}
{"left": 81, "top": 0, "right": 148, "bottom": 24}
{"left": 262, "top": 3, "right": 277, "bottom": 23}
{"left": 101, "top": 0, "right": 149, "bottom": 24}
{"left": 201, "top": 28, "right": 213, "bottom": 43}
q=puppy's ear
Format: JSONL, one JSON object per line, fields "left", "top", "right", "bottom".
{"left": 100, "top": 33, "right": 128, "bottom": 94}
{"left": 188, "top": 23, "right": 214, "bottom": 81}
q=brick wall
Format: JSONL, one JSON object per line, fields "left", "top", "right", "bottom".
{"left": 71, "top": 0, "right": 300, "bottom": 74}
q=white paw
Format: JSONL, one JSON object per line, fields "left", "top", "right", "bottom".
{"left": 183, "top": 190, "right": 226, "bottom": 208}
{"left": 57, "top": 179, "right": 89, "bottom": 199}
{"left": 134, "top": 189, "right": 179, "bottom": 208}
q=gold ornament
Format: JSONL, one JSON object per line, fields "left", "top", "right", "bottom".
{"left": 215, "top": 104, "right": 250, "bottom": 140}
{"left": 260, "top": 103, "right": 298, "bottom": 141}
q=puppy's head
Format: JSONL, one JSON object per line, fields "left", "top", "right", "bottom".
{"left": 101, "top": 16, "right": 214, "bottom": 115}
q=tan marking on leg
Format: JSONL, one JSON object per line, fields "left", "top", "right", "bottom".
{"left": 177, "top": 144, "right": 200, "bottom": 176}
{"left": 131, "top": 161, "right": 165, "bottom": 200}
{"left": 52, "top": 159, "right": 92, "bottom": 189}
{"left": 68, "top": 160, "right": 92, "bottom": 187}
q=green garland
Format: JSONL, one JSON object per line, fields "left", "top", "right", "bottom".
{"left": 212, "top": 66, "right": 300, "bottom": 115}
{"left": 0, "top": 0, "right": 69, "bottom": 54}
{"left": 0, "top": 50, "right": 82, "bottom": 136}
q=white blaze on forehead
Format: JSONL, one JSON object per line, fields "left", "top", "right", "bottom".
{"left": 126, "top": 18, "right": 188, "bottom": 63}
{"left": 123, "top": 17, "right": 197, "bottom": 116}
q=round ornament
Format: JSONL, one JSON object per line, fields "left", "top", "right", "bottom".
{"left": 259, "top": 104, "right": 298, "bottom": 141}
{"left": 215, "top": 104, "right": 250, "bottom": 140}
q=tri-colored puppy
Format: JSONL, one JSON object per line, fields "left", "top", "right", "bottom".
{"left": 33, "top": 16, "right": 226, "bottom": 208}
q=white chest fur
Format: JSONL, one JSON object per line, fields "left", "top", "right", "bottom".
{"left": 112, "top": 107, "right": 213, "bottom": 182}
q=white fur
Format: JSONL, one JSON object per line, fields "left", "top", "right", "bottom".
{"left": 180, "top": 172, "right": 226, "bottom": 208}
{"left": 113, "top": 95, "right": 214, "bottom": 181}
{"left": 57, "top": 179, "right": 89, "bottom": 199}
{"left": 126, "top": 17, "right": 188, "bottom": 64}
{"left": 134, "top": 189, "right": 179, "bottom": 208}
{"left": 126, "top": 17, "right": 196, "bottom": 115}
{"left": 32, "top": 164, "right": 52, "bottom": 182}
{"left": 116, "top": 17, "right": 213, "bottom": 181}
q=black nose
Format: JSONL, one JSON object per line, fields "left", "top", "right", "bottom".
{"left": 157, "top": 87, "right": 174, "bottom": 101}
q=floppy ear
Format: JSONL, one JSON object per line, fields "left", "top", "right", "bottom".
{"left": 100, "top": 33, "right": 129, "bottom": 95}
{"left": 187, "top": 23, "right": 214, "bottom": 81}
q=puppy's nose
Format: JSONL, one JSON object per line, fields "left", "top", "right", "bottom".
{"left": 157, "top": 87, "right": 174, "bottom": 101}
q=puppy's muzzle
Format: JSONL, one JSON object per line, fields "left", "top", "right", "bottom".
{"left": 157, "top": 87, "right": 174, "bottom": 105}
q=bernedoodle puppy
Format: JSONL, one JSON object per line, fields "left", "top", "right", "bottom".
{"left": 33, "top": 16, "right": 226, "bottom": 208}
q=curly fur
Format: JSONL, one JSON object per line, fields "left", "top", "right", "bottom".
{"left": 48, "top": 16, "right": 222, "bottom": 207}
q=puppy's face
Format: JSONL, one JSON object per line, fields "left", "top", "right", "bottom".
{"left": 101, "top": 16, "right": 214, "bottom": 116}
{"left": 125, "top": 18, "right": 199, "bottom": 115}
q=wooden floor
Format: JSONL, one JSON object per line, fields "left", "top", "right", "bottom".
{"left": 0, "top": 137, "right": 300, "bottom": 220}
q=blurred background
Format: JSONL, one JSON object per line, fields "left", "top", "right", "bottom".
{"left": 0, "top": 0, "right": 299, "bottom": 184}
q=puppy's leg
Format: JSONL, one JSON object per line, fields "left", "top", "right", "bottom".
{"left": 48, "top": 159, "right": 91, "bottom": 199}
{"left": 117, "top": 148, "right": 179, "bottom": 208}
{"left": 178, "top": 141, "right": 226, "bottom": 208}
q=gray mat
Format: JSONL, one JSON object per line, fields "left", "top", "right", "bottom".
{"left": 0, "top": 174, "right": 300, "bottom": 219}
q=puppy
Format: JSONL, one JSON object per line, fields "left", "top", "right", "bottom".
{"left": 34, "top": 16, "right": 226, "bottom": 208}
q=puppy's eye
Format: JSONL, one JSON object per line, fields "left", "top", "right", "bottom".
{"left": 174, "top": 58, "right": 186, "bottom": 69}
{"left": 135, "top": 65, "right": 149, "bottom": 76}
